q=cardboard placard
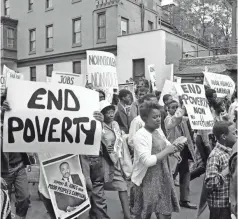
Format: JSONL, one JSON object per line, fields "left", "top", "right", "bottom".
{"left": 175, "top": 83, "right": 214, "bottom": 130}
{"left": 42, "top": 154, "right": 90, "bottom": 219}
{"left": 3, "top": 80, "right": 101, "bottom": 154}
{"left": 51, "top": 71, "right": 84, "bottom": 86}
{"left": 87, "top": 50, "right": 118, "bottom": 103}
{"left": 203, "top": 71, "right": 235, "bottom": 98}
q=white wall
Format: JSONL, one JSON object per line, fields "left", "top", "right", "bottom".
{"left": 117, "top": 30, "right": 172, "bottom": 90}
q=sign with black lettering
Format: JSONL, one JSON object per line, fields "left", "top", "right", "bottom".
{"left": 3, "top": 80, "right": 101, "bottom": 154}
{"left": 87, "top": 50, "right": 118, "bottom": 103}
{"left": 175, "top": 83, "right": 214, "bottom": 130}
{"left": 203, "top": 71, "right": 235, "bottom": 98}
{"left": 3, "top": 65, "right": 24, "bottom": 87}
{"left": 42, "top": 154, "right": 90, "bottom": 219}
{"left": 51, "top": 71, "right": 84, "bottom": 87}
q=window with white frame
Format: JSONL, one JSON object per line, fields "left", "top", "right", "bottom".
{"left": 29, "top": 29, "right": 36, "bottom": 52}
{"left": 121, "top": 18, "right": 129, "bottom": 35}
{"left": 7, "top": 28, "right": 15, "bottom": 49}
{"left": 73, "top": 18, "right": 81, "bottom": 45}
{"left": 46, "top": 25, "right": 53, "bottom": 50}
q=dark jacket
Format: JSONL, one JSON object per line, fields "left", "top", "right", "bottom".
{"left": 55, "top": 174, "right": 86, "bottom": 212}
{"left": 1, "top": 137, "right": 30, "bottom": 173}
{"left": 114, "top": 103, "right": 131, "bottom": 134}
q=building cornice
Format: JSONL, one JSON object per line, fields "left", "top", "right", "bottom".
{"left": 1, "top": 16, "right": 18, "bottom": 27}
{"left": 17, "top": 45, "right": 117, "bottom": 67}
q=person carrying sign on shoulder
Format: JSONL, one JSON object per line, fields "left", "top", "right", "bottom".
{"left": 100, "top": 100, "right": 131, "bottom": 219}
{"left": 164, "top": 99, "right": 197, "bottom": 210}
{"left": 114, "top": 89, "right": 133, "bottom": 134}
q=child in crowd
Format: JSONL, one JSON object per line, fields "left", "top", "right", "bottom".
{"left": 205, "top": 121, "right": 236, "bottom": 219}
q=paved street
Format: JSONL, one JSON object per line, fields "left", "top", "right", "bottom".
{"left": 10, "top": 175, "right": 209, "bottom": 219}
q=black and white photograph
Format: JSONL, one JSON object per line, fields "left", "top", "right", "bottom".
{"left": 0, "top": 0, "right": 237, "bottom": 219}
{"left": 42, "top": 154, "right": 90, "bottom": 219}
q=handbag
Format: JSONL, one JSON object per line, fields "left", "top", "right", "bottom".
{"left": 117, "top": 135, "right": 133, "bottom": 179}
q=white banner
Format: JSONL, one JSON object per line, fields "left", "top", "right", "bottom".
{"left": 175, "top": 83, "right": 214, "bottom": 130}
{"left": 3, "top": 65, "right": 24, "bottom": 87}
{"left": 87, "top": 50, "right": 118, "bottom": 103}
{"left": 148, "top": 64, "right": 157, "bottom": 91}
{"left": 51, "top": 71, "right": 84, "bottom": 86}
{"left": 3, "top": 80, "right": 102, "bottom": 154}
{"left": 203, "top": 72, "right": 235, "bottom": 98}
{"left": 42, "top": 154, "right": 90, "bottom": 219}
{"left": 159, "top": 80, "right": 180, "bottom": 106}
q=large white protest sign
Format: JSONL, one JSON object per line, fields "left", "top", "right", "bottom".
{"left": 175, "top": 83, "right": 214, "bottom": 130}
{"left": 87, "top": 50, "right": 118, "bottom": 103}
{"left": 51, "top": 71, "right": 84, "bottom": 86}
{"left": 3, "top": 65, "right": 24, "bottom": 87}
{"left": 3, "top": 80, "right": 101, "bottom": 154}
{"left": 148, "top": 64, "right": 157, "bottom": 91}
{"left": 42, "top": 154, "right": 90, "bottom": 219}
{"left": 159, "top": 80, "right": 180, "bottom": 106}
{"left": 203, "top": 72, "right": 235, "bottom": 98}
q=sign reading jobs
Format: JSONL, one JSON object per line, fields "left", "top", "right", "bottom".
{"left": 51, "top": 71, "right": 84, "bottom": 86}
{"left": 175, "top": 83, "right": 214, "bottom": 130}
{"left": 3, "top": 80, "right": 101, "bottom": 155}
{"left": 87, "top": 50, "right": 118, "bottom": 102}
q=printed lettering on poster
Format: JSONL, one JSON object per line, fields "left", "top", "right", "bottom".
{"left": 3, "top": 80, "right": 101, "bottom": 154}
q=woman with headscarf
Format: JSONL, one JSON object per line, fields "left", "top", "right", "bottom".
{"left": 100, "top": 100, "right": 131, "bottom": 219}
{"left": 131, "top": 102, "right": 181, "bottom": 219}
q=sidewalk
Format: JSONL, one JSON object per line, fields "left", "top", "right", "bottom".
{"left": 10, "top": 175, "right": 209, "bottom": 219}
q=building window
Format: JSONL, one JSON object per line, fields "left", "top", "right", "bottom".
{"left": 46, "top": 64, "right": 53, "bottom": 77}
{"left": 148, "top": 21, "right": 153, "bottom": 30}
{"left": 97, "top": 12, "right": 106, "bottom": 41}
{"left": 7, "top": 28, "right": 15, "bottom": 49}
{"left": 30, "top": 67, "right": 36, "bottom": 81}
{"left": 121, "top": 18, "right": 129, "bottom": 35}
{"left": 46, "top": 25, "right": 53, "bottom": 50}
{"left": 133, "top": 59, "right": 145, "bottom": 81}
{"left": 73, "top": 61, "right": 81, "bottom": 74}
{"left": 29, "top": 29, "right": 36, "bottom": 53}
{"left": 28, "top": 0, "right": 33, "bottom": 11}
{"left": 4, "top": 0, "right": 10, "bottom": 16}
{"left": 72, "top": 18, "right": 81, "bottom": 45}
{"left": 46, "top": 0, "right": 53, "bottom": 9}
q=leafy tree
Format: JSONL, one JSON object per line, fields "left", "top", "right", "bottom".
{"left": 172, "top": 0, "right": 232, "bottom": 52}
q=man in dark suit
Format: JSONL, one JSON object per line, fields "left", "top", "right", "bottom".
{"left": 54, "top": 162, "right": 86, "bottom": 212}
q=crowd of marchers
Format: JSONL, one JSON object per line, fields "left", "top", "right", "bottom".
{"left": 1, "top": 79, "right": 237, "bottom": 219}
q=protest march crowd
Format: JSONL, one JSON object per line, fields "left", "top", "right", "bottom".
{"left": 0, "top": 55, "right": 237, "bottom": 219}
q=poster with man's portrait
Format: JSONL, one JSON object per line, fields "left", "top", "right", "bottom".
{"left": 42, "top": 154, "right": 90, "bottom": 219}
